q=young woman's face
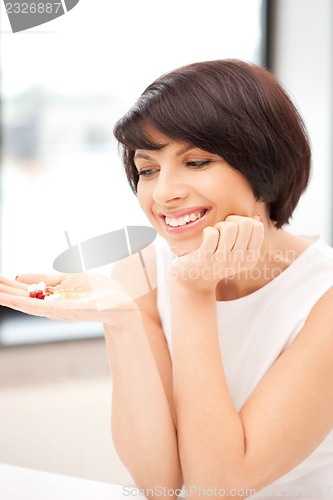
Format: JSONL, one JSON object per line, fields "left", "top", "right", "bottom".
{"left": 134, "top": 129, "right": 261, "bottom": 255}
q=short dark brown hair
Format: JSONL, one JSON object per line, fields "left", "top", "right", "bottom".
{"left": 113, "top": 59, "right": 311, "bottom": 228}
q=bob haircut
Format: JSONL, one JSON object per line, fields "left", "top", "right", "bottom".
{"left": 113, "top": 59, "right": 311, "bottom": 228}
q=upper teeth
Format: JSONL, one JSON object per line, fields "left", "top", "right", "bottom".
{"left": 165, "top": 210, "right": 205, "bottom": 227}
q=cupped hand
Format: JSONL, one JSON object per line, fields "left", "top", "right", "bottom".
{"left": 0, "top": 272, "right": 139, "bottom": 324}
{"left": 168, "top": 215, "right": 264, "bottom": 294}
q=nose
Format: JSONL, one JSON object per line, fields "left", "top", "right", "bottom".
{"left": 152, "top": 166, "right": 188, "bottom": 205}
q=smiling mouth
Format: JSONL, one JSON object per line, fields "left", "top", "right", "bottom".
{"left": 160, "top": 209, "right": 211, "bottom": 234}
{"left": 164, "top": 209, "right": 209, "bottom": 227}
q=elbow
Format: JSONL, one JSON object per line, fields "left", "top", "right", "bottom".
{"left": 181, "top": 457, "right": 274, "bottom": 498}
{"left": 229, "top": 461, "right": 279, "bottom": 497}
{"left": 112, "top": 425, "right": 184, "bottom": 498}
{"left": 126, "top": 468, "right": 184, "bottom": 498}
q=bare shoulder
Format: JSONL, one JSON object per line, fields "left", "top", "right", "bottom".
{"left": 111, "top": 242, "right": 160, "bottom": 321}
{"left": 283, "top": 285, "right": 333, "bottom": 361}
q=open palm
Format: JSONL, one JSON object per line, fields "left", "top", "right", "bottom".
{"left": 0, "top": 272, "right": 138, "bottom": 323}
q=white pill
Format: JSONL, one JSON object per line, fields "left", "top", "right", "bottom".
{"left": 37, "top": 282, "right": 47, "bottom": 291}
{"left": 44, "top": 293, "right": 61, "bottom": 301}
{"left": 27, "top": 284, "right": 39, "bottom": 292}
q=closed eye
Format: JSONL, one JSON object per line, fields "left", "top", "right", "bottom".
{"left": 186, "top": 160, "right": 212, "bottom": 168}
{"left": 138, "top": 168, "right": 158, "bottom": 178}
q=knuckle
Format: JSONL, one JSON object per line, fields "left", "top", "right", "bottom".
{"left": 223, "top": 221, "right": 238, "bottom": 234}
{"left": 224, "top": 214, "right": 246, "bottom": 222}
{"left": 241, "top": 218, "right": 254, "bottom": 229}
{"left": 257, "top": 220, "right": 265, "bottom": 231}
{"left": 205, "top": 225, "right": 219, "bottom": 234}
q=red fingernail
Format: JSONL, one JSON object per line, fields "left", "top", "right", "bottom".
{"left": 15, "top": 275, "right": 19, "bottom": 281}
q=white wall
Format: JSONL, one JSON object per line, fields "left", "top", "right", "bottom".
{"left": 272, "top": 0, "right": 333, "bottom": 244}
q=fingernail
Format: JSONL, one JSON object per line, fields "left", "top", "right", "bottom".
{"left": 255, "top": 215, "right": 263, "bottom": 223}
{"left": 15, "top": 275, "right": 20, "bottom": 281}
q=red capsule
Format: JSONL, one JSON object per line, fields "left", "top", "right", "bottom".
{"left": 36, "top": 290, "right": 45, "bottom": 300}
{"left": 29, "top": 291, "right": 37, "bottom": 298}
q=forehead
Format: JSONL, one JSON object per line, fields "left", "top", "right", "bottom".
{"left": 134, "top": 143, "right": 201, "bottom": 161}
{"left": 133, "top": 126, "right": 194, "bottom": 159}
{"left": 136, "top": 126, "right": 186, "bottom": 152}
{"left": 143, "top": 126, "right": 170, "bottom": 145}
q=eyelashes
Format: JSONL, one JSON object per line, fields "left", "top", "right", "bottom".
{"left": 137, "top": 159, "right": 213, "bottom": 178}
{"left": 138, "top": 169, "right": 157, "bottom": 178}
{"left": 185, "top": 160, "right": 212, "bottom": 168}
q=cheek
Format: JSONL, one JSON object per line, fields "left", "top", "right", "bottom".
{"left": 217, "top": 172, "right": 256, "bottom": 214}
{"left": 221, "top": 190, "right": 255, "bottom": 215}
{"left": 137, "top": 183, "right": 153, "bottom": 216}
{"left": 137, "top": 183, "right": 147, "bottom": 208}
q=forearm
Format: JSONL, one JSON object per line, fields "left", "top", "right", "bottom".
{"left": 170, "top": 284, "right": 246, "bottom": 493}
{"left": 104, "top": 313, "right": 182, "bottom": 498}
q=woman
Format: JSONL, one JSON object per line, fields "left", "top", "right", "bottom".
{"left": 1, "top": 60, "right": 333, "bottom": 499}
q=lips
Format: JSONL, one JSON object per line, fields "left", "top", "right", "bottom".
{"left": 160, "top": 208, "right": 212, "bottom": 234}
{"left": 159, "top": 206, "right": 211, "bottom": 219}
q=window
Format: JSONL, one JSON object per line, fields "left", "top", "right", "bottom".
{"left": 0, "top": 0, "right": 266, "bottom": 344}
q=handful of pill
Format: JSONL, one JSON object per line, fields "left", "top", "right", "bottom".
{"left": 27, "top": 282, "right": 78, "bottom": 300}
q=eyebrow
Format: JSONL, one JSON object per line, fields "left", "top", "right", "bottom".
{"left": 134, "top": 144, "right": 197, "bottom": 161}
{"left": 176, "top": 145, "right": 197, "bottom": 156}
{"left": 133, "top": 152, "right": 155, "bottom": 161}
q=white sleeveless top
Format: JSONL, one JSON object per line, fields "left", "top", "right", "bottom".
{"left": 154, "top": 234, "right": 333, "bottom": 499}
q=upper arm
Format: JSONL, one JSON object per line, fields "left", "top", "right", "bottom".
{"left": 241, "top": 286, "right": 333, "bottom": 487}
{"left": 111, "top": 243, "right": 175, "bottom": 420}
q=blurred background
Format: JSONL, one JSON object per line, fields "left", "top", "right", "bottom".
{"left": 0, "top": 0, "right": 332, "bottom": 488}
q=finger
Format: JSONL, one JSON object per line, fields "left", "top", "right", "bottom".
{"left": 0, "top": 293, "right": 51, "bottom": 317}
{"left": 197, "top": 226, "right": 220, "bottom": 258}
{"left": 0, "top": 292, "right": 84, "bottom": 320}
{"left": 224, "top": 216, "right": 253, "bottom": 251}
{"left": 247, "top": 220, "right": 264, "bottom": 252}
{"left": 0, "top": 276, "right": 29, "bottom": 291}
{"left": 15, "top": 273, "right": 64, "bottom": 286}
{"left": 214, "top": 221, "right": 238, "bottom": 253}
{"left": 0, "top": 282, "right": 29, "bottom": 297}
{"left": 17, "top": 295, "right": 106, "bottom": 322}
